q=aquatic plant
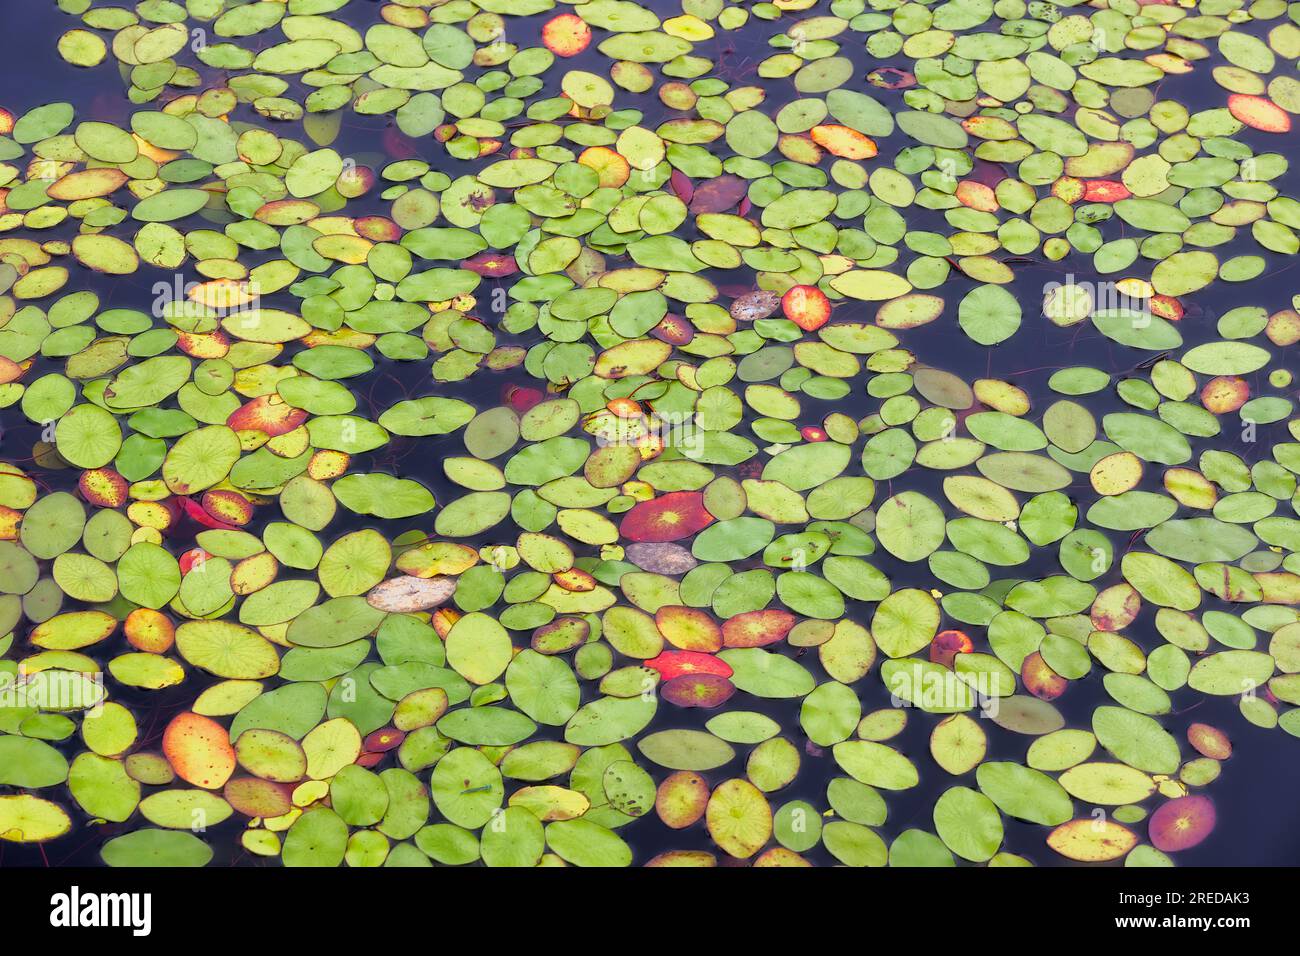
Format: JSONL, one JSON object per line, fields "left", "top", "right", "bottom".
{"left": 0, "top": 0, "right": 1297, "bottom": 866}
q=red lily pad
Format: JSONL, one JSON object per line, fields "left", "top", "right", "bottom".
{"left": 668, "top": 170, "right": 693, "bottom": 204}
{"left": 179, "top": 548, "right": 212, "bottom": 575}
{"left": 336, "top": 164, "right": 375, "bottom": 199}
{"left": 930, "top": 629, "right": 974, "bottom": 667}
{"left": 0, "top": 356, "right": 25, "bottom": 385}
{"left": 661, "top": 673, "right": 736, "bottom": 708}
{"left": 464, "top": 252, "right": 518, "bottom": 277}
{"left": 1149, "top": 795, "right": 1216, "bottom": 853}
{"left": 505, "top": 384, "right": 544, "bottom": 412}
{"left": 955, "top": 180, "right": 998, "bottom": 211}
{"left": 1083, "top": 180, "right": 1131, "bottom": 202}
{"left": 646, "top": 649, "right": 733, "bottom": 680}
{"left": 688, "top": 174, "right": 747, "bottom": 214}
{"left": 652, "top": 314, "right": 694, "bottom": 346}
{"left": 179, "top": 495, "right": 238, "bottom": 531}
{"left": 363, "top": 728, "right": 405, "bottom": 752}
{"left": 619, "top": 491, "right": 714, "bottom": 542}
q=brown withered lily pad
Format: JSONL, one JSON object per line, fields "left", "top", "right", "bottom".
{"left": 366, "top": 576, "right": 457, "bottom": 612}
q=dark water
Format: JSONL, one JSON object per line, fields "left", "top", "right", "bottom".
{"left": 2, "top": 0, "right": 1299, "bottom": 867}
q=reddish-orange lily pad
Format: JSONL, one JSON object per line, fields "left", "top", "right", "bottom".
{"left": 1200, "top": 376, "right": 1249, "bottom": 414}
{"left": 227, "top": 395, "right": 309, "bottom": 436}
{"left": 1083, "top": 180, "right": 1130, "bottom": 202}
{"left": 781, "top": 285, "right": 831, "bottom": 331}
{"left": 542, "top": 13, "right": 592, "bottom": 57}
{"left": 809, "top": 124, "right": 877, "bottom": 159}
{"left": 1021, "top": 651, "right": 1068, "bottom": 701}
{"left": 1149, "top": 295, "right": 1183, "bottom": 321}
{"left": 125, "top": 607, "right": 175, "bottom": 653}
{"left": 578, "top": 146, "right": 630, "bottom": 188}
{"left": 619, "top": 491, "right": 714, "bottom": 542}
{"left": 955, "top": 181, "right": 998, "bottom": 212}
{"left": 722, "top": 609, "right": 796, "bottom": 648}
{"left": 1228, "top": 94, "right": 1291, "bottom": 133}
{"left": 162, "top": 712, "right": 236, "bottom": 790}
{"left": 355, "top": 216, "right": 401, "bottom": 242}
